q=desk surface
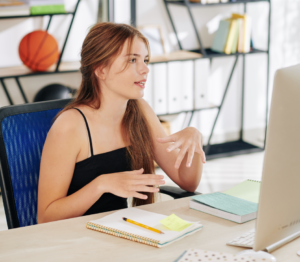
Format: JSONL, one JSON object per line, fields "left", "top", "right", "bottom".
{"left": 0, "top": 197, "right": 299, "bottom": 262}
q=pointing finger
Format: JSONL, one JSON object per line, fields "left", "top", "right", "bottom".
{"left": 175, "top": 145, "right": 189, "bottom": 169}
{"left": 187, "top": 144, "right": 195, "bottom": 167}
{"left": 200, "top": 149, "right": 206, "bottom": 163}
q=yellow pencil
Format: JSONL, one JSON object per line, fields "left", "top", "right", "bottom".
{"left": 122, "top": 217, "right": 164, "bottom": 234}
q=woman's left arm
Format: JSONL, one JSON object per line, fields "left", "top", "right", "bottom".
{"left": 138, "top": 99, "right": 205, "bottom": 192}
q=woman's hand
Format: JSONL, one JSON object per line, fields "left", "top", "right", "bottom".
{"left": 98, "top": 168, "right": 165, "bottom": 200}
{"left": 157, "top": 127, "right": 206, "bottom": 169}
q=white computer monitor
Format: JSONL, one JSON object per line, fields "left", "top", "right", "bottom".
{"left": 253, "top": 63, "right": 300, "bottom": 252}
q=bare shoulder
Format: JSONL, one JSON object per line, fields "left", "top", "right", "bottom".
{"left": 49, "top": 108, "right": 84, "bottom": 137}
{"left": 137, "top": 98, "right": 157, "bottom": 120}
{"left": 137, "top": 99, "right": 164, "bottom": 135}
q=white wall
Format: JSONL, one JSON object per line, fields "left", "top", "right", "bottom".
{"left": 1, "top": 0, "right": 300, "bottom": 145}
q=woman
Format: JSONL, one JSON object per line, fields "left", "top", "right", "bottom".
{"left": 37, "top": 22, "right": 205, "bottom": 223}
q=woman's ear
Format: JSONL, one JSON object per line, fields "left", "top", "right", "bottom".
{"left": 95, "top": 66, "right": 106, "bottom": 80}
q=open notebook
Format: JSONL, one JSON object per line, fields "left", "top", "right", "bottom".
{"left": 86, "top": 208, "right": 203, "bottom": 248}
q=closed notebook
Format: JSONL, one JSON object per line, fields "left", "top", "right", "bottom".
{"left": 86, "top": 208, "right": 203, "bottom": 248}
{"left": 174, "top": 249, "right": 273, "bottom": 262}
{"left": 224, "top": 19, "right": 237, "bottom": 55}
{"left": 190, "top": 180, "right": 260, "bottom": 223}
{"left": 232, "top": 13, "right": 252, "bottom": 53}
{"left": 0, "top": 5, "right": 30, "bottom": 16}
{"left": 30, "top": 4, "right": 65, "bottom": 15}
{"left": 231, "top": 19, "right": 241, "bottom": 54}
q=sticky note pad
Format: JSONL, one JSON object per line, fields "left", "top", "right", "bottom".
{"left": 159, "top": 214, "right": 192, "bottom": 232}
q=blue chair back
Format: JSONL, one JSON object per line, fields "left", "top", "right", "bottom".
{"left": 0, "top": 99, "right": 72, "bottom": 229}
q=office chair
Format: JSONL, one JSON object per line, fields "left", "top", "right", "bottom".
{"left": 0, "top": 99, "right": 200, "bottom": 229}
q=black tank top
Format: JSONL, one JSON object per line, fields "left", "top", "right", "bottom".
{"left": 66, "top": 108, "right": 130, "bottom": 216}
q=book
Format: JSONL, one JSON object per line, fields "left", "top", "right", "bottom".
{"left": 0, "top": 3, "right": 29, "bottom": 16}
{"left": 30, "top": 4, "right": 65, "bottom": 15}
{"left": 232, "top": 13, "right": 252, "bottom": 53}
{"left": 190, "top": 180, "right": 261, "bottom": 223}
{"left": 23, "top": 0, "right": 64, "bottom": 6}
{"left": 86, "top": 208, "right": 203, "bottom": 248}
{"left": 174, "top": 249, "right": 274, "bottom": 262}
{"left": 231, "top": 18, "right": 241, "bottom": 53}
{"left": 237, "top": 17, "right": 244, "bottom": 52}
{"left": 224, "top": 18, "right": 237, "bottom": 54}
{"left": 0, "top": 0, "right": 24, "bottom": 6}
{"left": 21, "top": 0, "right": 65, "bottom": 15}
{"left": 211, "top": 20, "right": 231, "bottom": 53}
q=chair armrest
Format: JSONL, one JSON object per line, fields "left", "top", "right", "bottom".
{"left": 159, "top": 185, "right": 201, "bottom": 199}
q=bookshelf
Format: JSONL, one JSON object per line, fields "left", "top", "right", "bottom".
{"left": 0, "top": 0, "right": 81, "bottom": 105}
{"left": 129, "top": 0, "right": 271, "bottom": 160}
{"left": 165, "top": 0, "right": 271, "bottom": 159}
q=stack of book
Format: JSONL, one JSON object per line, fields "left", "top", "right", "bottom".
{"left": 0, "top": 1, "right": 30, "bottom": 16}
{"left": 190, "top": 179, "right": 261, "bottom": 223}
{"left": 211, "top": 13, "right": 252, "bottom": 54}
{"left": 24, "top": 0, "right": 65, "bottom": 15}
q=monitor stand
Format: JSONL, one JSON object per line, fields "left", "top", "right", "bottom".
{"left": 237, "top": 250, "right": 276, "bottom": 261}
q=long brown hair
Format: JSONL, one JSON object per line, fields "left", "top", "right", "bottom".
{"left": 56, "top": 22, "right": 155, "bottom": 206}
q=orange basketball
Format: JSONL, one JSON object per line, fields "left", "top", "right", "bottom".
{"left": 19, "top": 30, "right": 59, "bottom": 72}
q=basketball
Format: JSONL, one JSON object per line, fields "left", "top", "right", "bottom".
{"left": 19, "top": 30, "right": 59, "bottom": 72}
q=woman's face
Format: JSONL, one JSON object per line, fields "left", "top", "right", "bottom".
{"left": 98, "top": 37, "right": 150, "bottom": 101}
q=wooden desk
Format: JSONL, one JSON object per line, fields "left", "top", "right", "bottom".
{"left": 0, "top": 198, "right": 299, "bottom": 262}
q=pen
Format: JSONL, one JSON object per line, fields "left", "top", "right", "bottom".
{"left": 122, "top": 217, "right": 164, "bottom": 234}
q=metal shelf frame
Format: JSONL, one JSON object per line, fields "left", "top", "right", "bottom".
{"left": 0, "top": 0, "right": 81, "bottom": 105}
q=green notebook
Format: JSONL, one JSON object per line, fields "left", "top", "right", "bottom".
{"left": 189, "top": 180, "right": 261, "bottom": 223}
{"left": 223, "top": 179, "right": 261, "bottom": 203}
{"left": 30, "top": 4, "right": 65, "bottom": 15}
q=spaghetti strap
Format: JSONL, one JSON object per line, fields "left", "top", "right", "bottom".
{"left": 73, "top": 108, "right": 94, "bottom": 156}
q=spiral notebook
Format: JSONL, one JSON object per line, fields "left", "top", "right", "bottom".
{"left": 86, "top": 208, "right": 203, "bottom": 248}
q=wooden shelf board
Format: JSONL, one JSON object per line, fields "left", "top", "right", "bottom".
{"left": 0, "top": 61, "right": 80, "bottom": 79}
{"left": 150, "top": 50, "right": 202, "bottom": 63}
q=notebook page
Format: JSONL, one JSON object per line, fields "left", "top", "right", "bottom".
{"left": 88, "top": 208, "right": 201, "bottom": 244}
{"left": 223, "top": 180, "right": 261, "bottom": 203}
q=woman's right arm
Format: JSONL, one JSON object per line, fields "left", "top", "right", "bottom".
{"left": 37, "top": 110, "right": 101, "bottom": 223}
{"left": 37, "top": 110, "right": 164, "bottom": 224}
